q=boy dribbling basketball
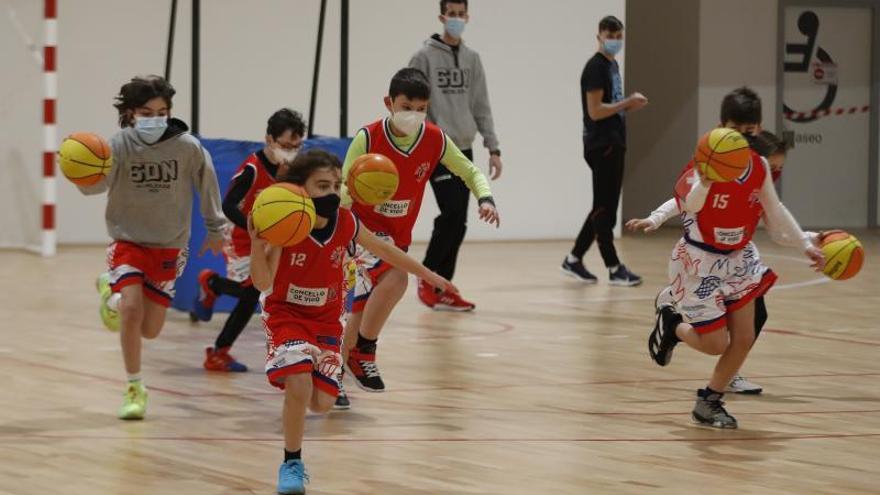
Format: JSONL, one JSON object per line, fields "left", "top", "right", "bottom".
{"left": 81, "top": 75, "right": 226, "bottom": 420}
{"left": 338, "top": 68, "right": 500, "bottom": 405}
{"left": 645, "top": 98, "right": 824, "bottom": 428}
{"left": 249, "top": 149, "right": 455, "bottom": 494}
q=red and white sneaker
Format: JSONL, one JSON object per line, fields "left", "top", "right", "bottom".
{"left": 434, "top": 290, "right": 476, "bottom": 312}
{"left": 417, "top": 279, "right": 439, "bottom": 308}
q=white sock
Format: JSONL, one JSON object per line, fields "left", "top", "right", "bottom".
{"left": 608, "top": 265, "right": 620, "bottom": 272}
{"left": 127, "top": 374, "right": 142, "bottom": 384}
{"left": 565, "top": 254, "right": 579, "bottom": 264}
{"left": 108, "top": 293, "right": 121, "bottom": 311}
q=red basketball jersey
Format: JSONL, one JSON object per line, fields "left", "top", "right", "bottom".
{"left": 230, "top": 152, "right": 277, "bottom": 256}
{"left": 674, "top": 151, "right": 767, "bottom": 251}
{"left": 262, "top": 209, "right": 359, "bottom": 324}
{"left": 351, "top": 118, "right": 446, "bottom": 249}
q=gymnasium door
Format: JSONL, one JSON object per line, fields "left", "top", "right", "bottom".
{"left": 781, "top": 4, "right": 875, "bottom": 228}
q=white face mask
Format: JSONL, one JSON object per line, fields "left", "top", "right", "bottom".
{"left": 271, "top": 147, "right": 298, "bottom": 164}
{"left": 391, "top": 110, "right": 426, "bottom": 135}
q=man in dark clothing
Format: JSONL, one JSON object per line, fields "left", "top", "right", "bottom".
{"left": 562, "top": 15, "right": 647, "bottom": 286}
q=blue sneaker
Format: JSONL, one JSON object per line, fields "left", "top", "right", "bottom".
{"left": 191, "top": 269, "right": 217, "bottom": 322}
{"left": 277, "top": 459, "right": 309, "bottom": 494}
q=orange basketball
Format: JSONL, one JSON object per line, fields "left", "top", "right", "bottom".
{"left": 58, "top": 132, "right": 113, "bottom": 186}
{"left": 346, "top": 153, "right": 399, "bottom": 205}
{"left": 694, "top": 128, "right": 752, "bottom": 182}
{"left": 251, "top": 183, "right": 316, "bottom": 247}
{"left": 819, "top": 230, "right": 864, "bottom": 281}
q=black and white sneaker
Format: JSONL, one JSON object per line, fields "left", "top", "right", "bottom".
{"left": 648, "top": 306, "right": 682, "bottom": 366}
{"left": 609, "top": 264, "right": 642, "bottom": 286}
{"left": 727, "top": 375, "right": 763, "bottom": 395}
{"left": 334, "top": 382, "right": 351, "bottom": 410}
{"left": 561, "top": 258, "right": 598, "bottom": 283}
{"left": 692, "top": 389, "right": 738, "bottom": 429}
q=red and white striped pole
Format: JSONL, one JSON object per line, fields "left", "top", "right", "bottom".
{"left": 42, "top": 0, "right": 57, "bottom": 257}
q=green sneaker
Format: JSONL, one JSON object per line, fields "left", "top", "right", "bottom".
{"left": 118, "top": 382, "right": 148, "bottom": 420}
{"left": 96, "top": 273, "right": 120, "bottom": 332}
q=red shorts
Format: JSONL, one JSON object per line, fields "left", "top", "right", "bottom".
{"left": 261, "top": 304, "right": 343, "bottom": 396}
{"left": 106, "top": 241, "right": 188, "bottom": 307}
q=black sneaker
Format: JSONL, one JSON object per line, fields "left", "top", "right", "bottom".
{"left": 346, "top": 347, "right": 385, "bottom": 392}
{"left": 648, "top": 306, "right": 682, "bottom": 366}
{"left": 560, "top": 258, "right": 598, "bottom": 283}
{"left": 692, "top": 389, "right": 738, "bottom": 429}
{"left": 334, "top": 382, "right": 351, "bottom": 410}
{"left": 609, "top": 264, "right": 642, "bottom": 286}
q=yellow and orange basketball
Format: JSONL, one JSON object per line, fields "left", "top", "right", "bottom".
{"left": 694, "top": 128, "right": 751, "bottom": 182}
{"left": 58, "top": 132, "right": 112, "bottom": 186}
{"left": 819, "top": 230, "right": 864, "bottom": 281}
{"left": 251, "top": 183, "right": 316, "bottom": 247}
{"left": 347, "top": 153, "right": 399, "bottom": 206}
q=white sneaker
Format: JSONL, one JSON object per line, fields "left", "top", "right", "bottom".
{"left": 727, "top": 375, "right": 763, "bottom": 395}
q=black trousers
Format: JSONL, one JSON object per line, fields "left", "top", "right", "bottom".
{"left": 208, "top": 276, "right": 260, "bottom": 349}
{"left": 572, "top": 142, "right": 624, "bottom": 267}
{"left": 422, "top": 148, "right": 473, "bottom": 280}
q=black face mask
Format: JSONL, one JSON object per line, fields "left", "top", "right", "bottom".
{"left": 312, "top": 193, "right": 341, "bottom": 219}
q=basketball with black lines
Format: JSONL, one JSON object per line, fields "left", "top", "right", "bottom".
{"left": 347, "top": 153, "right": 399, "bottom": 206}
{"left": 819, "top": 230, "right": 864, "bottom": 280}
{"left": 694, "top": 128, "right": 751, "bottom": 182}
{"left": 251, "top": 183, "right": 316, "bottom": 247}
{"left": 58, "top": 132, "right": 112, "bottom": 186}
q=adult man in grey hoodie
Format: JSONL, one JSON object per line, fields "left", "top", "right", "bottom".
{"left": 409, "top": 0, "right": 501, "bottom": 312}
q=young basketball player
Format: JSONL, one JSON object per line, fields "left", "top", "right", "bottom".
{"left": 629, "top": 89, "right": 808, "bottom": 395}
{"left": 249, "top": 149, "right": 455, "bottom": 494}
{"left": 191, "top": 109, "right": 306, "bottom": 372}
{"left": 82, "top": 75, "right": 226, "bottom": 420}
{"left": 629, "top": 130, "right": 823, "bottom": 393}
{"left": 338, "top": 67, "right": 500, "bottom": 406}
{"left": 645, "top": 111, "right": 824, "bottom": 428}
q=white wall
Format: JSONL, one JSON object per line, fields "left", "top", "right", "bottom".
{"left": 0, "top": 0, "right": 625, "bottom": 246}
{"left": 697, "top": 0, "right": 778, "bottom": 135}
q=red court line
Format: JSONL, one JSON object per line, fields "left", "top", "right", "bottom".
{"left": 5, "top": 432, "right": 880, "bottom": 444}
{"left": 764, "top": 328, "right": 880, "bottom": 347}
{"left": 3, "top": 355, "right": 190, "bottom": 397}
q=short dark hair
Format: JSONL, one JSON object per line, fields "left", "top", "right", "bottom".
{"left": 599, "top": 15, "right": 623, "bottom": 33}
{"left": 277, "top": 149, "right": 342, "bottom": 186}
{"left": 440, "top": 0, "right": 467, "bottom": 14}
{"left": 720, "top": 87, "right": 762, "bottom": 126}
{"left": 266, "top": 108, "right": 306, "bottom": 140}
{"left": 750, "top": 130, "right": 789, "bottom": 157}
{"left": 113, "top": 75, "right": 175, "bottom": 127}
{"left": 389, "top": 68, "right": 431, "bottom": 100}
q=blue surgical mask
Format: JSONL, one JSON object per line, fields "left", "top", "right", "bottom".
{"left": 603, "top": 38, "right": 623, "bottom": 56}
{"left": 445, "top": 17, "right": 466, "bottom": 38}
{"left": 134, "top": 116, "right": 168, "bottom": 144}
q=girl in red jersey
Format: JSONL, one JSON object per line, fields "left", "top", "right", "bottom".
{"left": 248, "top": 149, "right": 455, "bottom": 494}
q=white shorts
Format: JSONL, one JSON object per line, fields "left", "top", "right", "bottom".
{"left": 350, "top": 233, "right": 397, "bottom": 312}
{"left": 221, "top": 233, "right": 251, "bottom": 283}
{"left": 667, "top": 238, "right": 777, "bottom": 334}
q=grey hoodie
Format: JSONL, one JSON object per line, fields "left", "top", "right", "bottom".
{"left": 409, "top": 35, "right": 499, "bottom": 151}
{"left": 81, "top": 118, "right": 226, "bottom": 249}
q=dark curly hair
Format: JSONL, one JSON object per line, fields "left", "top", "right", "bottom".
{"left": 113, "top": 75, "right": 175, "bottom": 127}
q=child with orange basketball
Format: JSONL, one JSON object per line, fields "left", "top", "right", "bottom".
{"left": 338, "top": 67, "right": 500, "bottom": 406}
{"left": 191, "top": 108, "right": 306, "bottom": 373}
{"left": 248, "top": 149, "right": 455, "bottom": 494}
{"left": 644, "top": 114, "right": 824, "bottom": 428}
{"left": 629, "top": 88, "right": 817, "bottom": 395}
{"left": 79, "top": 75, "right": 226, "bottom": 420}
